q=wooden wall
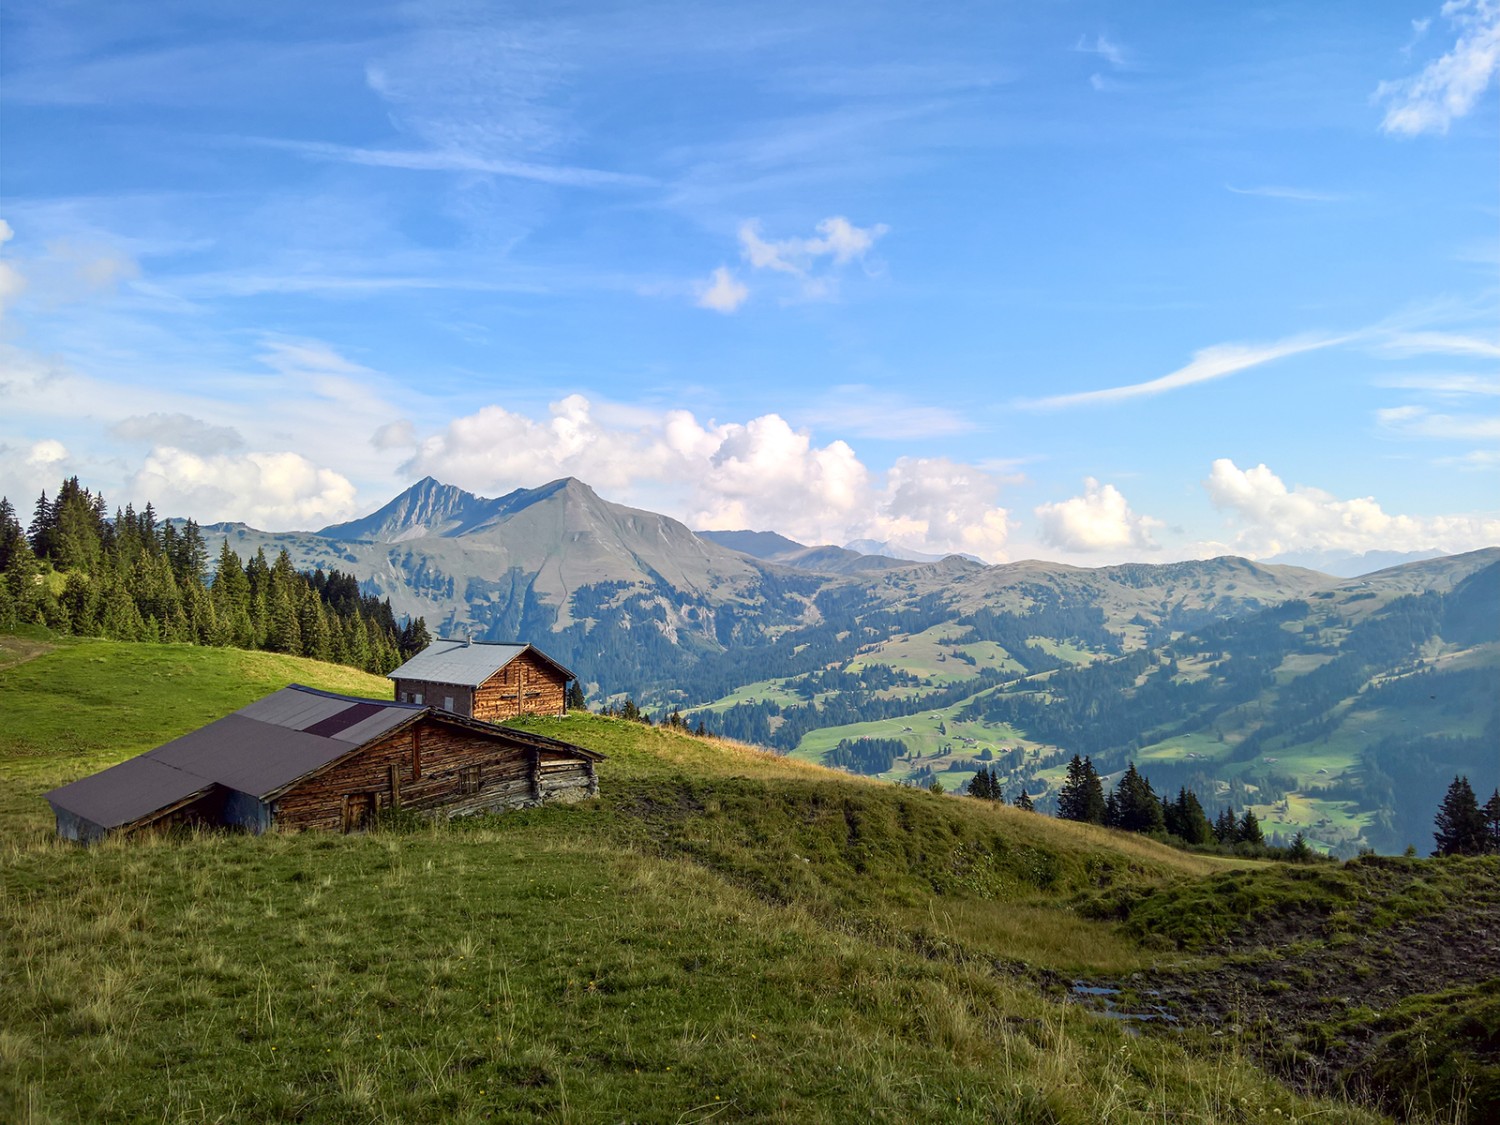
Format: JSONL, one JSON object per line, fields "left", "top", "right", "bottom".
{"left": 272, "top": 717, "right": 595, "bottom": 831}
{"left": 393, "top": 679, "right": 475, "bottom": 716}
{"left": 472, "top": 651, "right": 568, "bottom": 722}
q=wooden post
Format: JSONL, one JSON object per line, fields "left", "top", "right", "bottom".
{"left": 528, "top": 749, "right": 541, "bottom": 801}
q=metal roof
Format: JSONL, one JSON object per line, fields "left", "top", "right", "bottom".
{"left": 44, "top": 685, "right": 424, "bottom": 830}
{"left": 386, "top": 639, "right": 574, "bottom": 688}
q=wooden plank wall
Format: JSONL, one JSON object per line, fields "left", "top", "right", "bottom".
{"left": 272, "top": 718, "right": 595, "bottom": 831}
{"left": 472, "top": 651, "right": 568, "bottom": 721}
{"left": 393, "top": 679, "right": 476, "bottom": 716}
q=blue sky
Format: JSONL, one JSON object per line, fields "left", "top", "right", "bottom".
{"left": 1, "top": 0, "right": 1496, "bottom": 566}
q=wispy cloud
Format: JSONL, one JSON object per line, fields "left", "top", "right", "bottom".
{"left": 1379, "top": 330, "right": 1500, "bottom": 359}
{"left": 1376, "top": 373, "right": 1500, "bottom": 396}
{"left": 1226, "top": 184, "right": 1347, "bottom": 203}
{"left": 1074, "top": 34, "right": 1130, "bottom": 69}
{"left": 250, "top": 138, "right": 654, "bottom": 189}
{"left": 1375, "top": 0, "right": 1500, "bottom": 135}
{"left": 696, "top": 266, "right": 749, "bottom": 313}
{"left": 1377, "top": 405, "right": 1500, "bottom": 440}
{"left": 798, "top": 387, "right": 972, "bottom": 439}
{"left": 1019, "top": 333, "right": 1348, "bottom": 410}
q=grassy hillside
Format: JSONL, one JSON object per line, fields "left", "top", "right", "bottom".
{"left": 0, "top": 636, "right": 1471, "bottom": 1124}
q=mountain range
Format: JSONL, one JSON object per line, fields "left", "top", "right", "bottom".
{"left": 196, "top": 475, "right": 1500, "bottom": 855}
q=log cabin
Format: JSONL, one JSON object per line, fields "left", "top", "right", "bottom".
{"left": 388, "top": 638, "right": 575, "bottom": 721}
{"left": 44, "top": 684, "right": 602, "bottom": 842}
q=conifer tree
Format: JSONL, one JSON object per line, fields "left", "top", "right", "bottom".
{"left": 1057, "top": 754, "right": 1106, "bottom": 824}
{"left": 1238, "top": 809, "right": 1264, "bottom": 847}
{"left": 1433, "top": 776, "right": 1488, "bottom": 856}
{"left": 1484, "top": 789, "right": 1500, "bottom": 855}
{"left": 1014, "top": 787, "right": 1034, "bottom": 812}
{"left": 1110, "top": 763, "right": 1166, "bottom": 833}
{"left": 566, "top": 681, "right": 586, "bottom": 711}
{"left": 1215, "top": 807, "right": 1238, "bottom": 844}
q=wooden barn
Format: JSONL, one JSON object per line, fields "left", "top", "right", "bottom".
{"left": 388, "top": 638, "right": 575, "bottom": 721}
{"left": 44, "top": 684, "right": 602, "bottom": 842}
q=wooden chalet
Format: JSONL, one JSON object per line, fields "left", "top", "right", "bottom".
{"left": 44, "top": 684, "right": 602, "bottom": 842}
{"left": 388, "top": 638, "right": 575, "bottom": 721}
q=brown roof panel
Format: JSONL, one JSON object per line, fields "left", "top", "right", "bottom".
{"left": 143, "top": 713, "right": 357, "bottom": 798}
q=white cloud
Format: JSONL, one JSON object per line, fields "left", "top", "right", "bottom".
{"left": 798, "top": 386, "right": 972, "bottom": 439}
{"left": 27, "top": 439, "right": 69, "bottom": 469}
{"left": 372, "top": 419, "right": 417, "bottom": 451}
{"left": 1226, "top": 185, "right": 1346, "bottom": 203}
{"left": 1377, "top": 405, "right": 1500, "bottom": 441}
{"left": 728, "top": 216, "right": 889, "bottom": 302}
{"left": 131, "top": 447, "right": 359, "bottom": 530}
{"left": 111, "top": 413, "right": 245, "bottom": 454}
{"left": 1022, "top": 333, "right": 1347, "bottom": 409}
{"left": 1376, "top": 373, "right": 1500, "bottom": 395}
{"left": 696, "top": 266, "right": 749, "bottom": 313}
{"left": 1075, "top": 34, "right": 1129, "bottom": 68}
{"left": 402, "top": 395, "right": 1014, "bottom": 560}
{"left": 1203, "top": 458, "right": 1500, "bottom": 557}
{"left": 1379, "top": 331, "right": 1500, "bottom": 359}
{"left": 1035, "top": 478, "right": 1161, "bottom": 553}
{"left": 1376, "top": 0, "right": 1500, "bottom": 135}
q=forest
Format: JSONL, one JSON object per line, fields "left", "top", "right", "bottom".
{"left": 0, "top": 478, "right": 429, "bottom": 674}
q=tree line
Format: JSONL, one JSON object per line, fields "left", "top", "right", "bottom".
{"left": 0, "top": 478, "right": 429, "bottom": 674}
{"left": 1432, "top": 776, "right": 1500, "bottom": 856}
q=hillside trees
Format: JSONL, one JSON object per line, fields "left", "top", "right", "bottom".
{"left": 0, "top": 477, "right": 428, "bottom": 677}
{"left": 1057, "top": 754, "right": 1106, "bottom": 824}
{"left": 1433, "top": 776, "right": 1491, "bottom": 856}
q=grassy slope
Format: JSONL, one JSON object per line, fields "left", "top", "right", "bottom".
{"left": 1, "top": 637, "right": 1395, "bottom": 1124}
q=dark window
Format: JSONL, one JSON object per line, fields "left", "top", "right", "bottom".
{"left": 460, "top": 766, "right": 481, "bottom": 794}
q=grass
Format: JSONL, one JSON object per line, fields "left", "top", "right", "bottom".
{"left": 0, "top": 635, "right": 1447, "bottom": 1123}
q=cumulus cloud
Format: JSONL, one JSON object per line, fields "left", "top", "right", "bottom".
{"left": 1035, "top": 478, "right": 1162, "bottom": 553}
{"left": 1203, "top": 458, "right": 1500, "bottom": 557}
{"left": 1376, "top": 0, "right": 1500, "bottom": 135}
{"left": 0, "top": 219, "right": 26, "bottom": 318}
{"left": 111, "top": 413, "right": 245, "bottom": 455}
{"left": 1022, "top": 333, "right": 1346, "bottom": 409}
{"left": 131, "top": 448, "right": 359, "bottom": 530}
{"left": 696, "top": 266, "right": 749, "bottom": 313}
{"left": 403, "top": 394, "right": 1013, "bottom": 560}
{"left": 27, "top": 438, "right": 69, "bottom": 469}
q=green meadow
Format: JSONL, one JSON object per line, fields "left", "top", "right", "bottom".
{"left": 0, "top": 634, "right": 1466, "bottom": 1123}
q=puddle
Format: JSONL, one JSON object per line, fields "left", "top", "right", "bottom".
{"left": 1070, "top": 981, "right": 1180, "bottom": 1029}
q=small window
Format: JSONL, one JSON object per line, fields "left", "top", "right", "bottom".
{"left": 413, "top": 692, "right": 424, "bottom": 705}
{"left": 460, "top": 766, "right": 481, "bottom": 794}
{"left": 443, "top": 696, "right": 454, "bottom": 712}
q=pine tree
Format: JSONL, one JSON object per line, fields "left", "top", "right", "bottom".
{"left": 1014, "top": 787, "right": 1034, "bottom": 812}
{"left": 1214, "top": 807, "right": 1238, "bottom": 844}
{"left": 1484, "top": 790, "right": 1500, "bottom": 855}
{"left": 1110, "top": 762, "right": 1166, "bottom": 833}
{"left": 1433, "top": 776, "right": 1488, "bottom": 856}
{"left": 967, "top": 765, "right": 1002, "bottom": 801}
{"left": 1165, "top": 787, "right": 1215, "bottom": 845}
{"left": 566, "top": 681, "right": 586, "bottom": 711}
{"left": 1057, "top": 755, "right": 1106, "bottom": 824}
{"left": 1287, "top": 831, "right": 1314, "bottom": 863}
{"left": 1238, "top": 809, "right": 1264, "bottom": 847}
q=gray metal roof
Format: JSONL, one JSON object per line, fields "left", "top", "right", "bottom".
{"left": 386, "top": 639, "right": 574, "bottom": 688}
{"left": 45, "top": 685, "right": 424, "bottom": 830}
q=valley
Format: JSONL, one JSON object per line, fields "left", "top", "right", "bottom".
{"left": 194, "top": 476, "right": 1500, "bottom": 857}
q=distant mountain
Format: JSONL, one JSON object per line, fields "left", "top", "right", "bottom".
{"left": 1263, "top": 547, "right": 1445, "bottom": 577}
{"left": 699, "top": 528, "right": 911, "bottom": 575}
{"left": 845, "top": 538, "right": 984, "bottom": 565}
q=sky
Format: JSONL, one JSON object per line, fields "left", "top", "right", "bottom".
{"left": 1, "top": 0, "right": 1497, "bottom": 568}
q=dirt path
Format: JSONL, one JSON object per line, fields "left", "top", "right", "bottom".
{"left": 0, "top": 636, "right": 55, "bottom": 673}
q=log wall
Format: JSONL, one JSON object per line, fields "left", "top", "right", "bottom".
{"left": 472, "top": 651, "right": 569, "bottom": 721}
{"left": 271, "top": 717, "right": 595, "bottom": 831}
{"left": 392, "top": 679, "right": 476, "bottom": 716}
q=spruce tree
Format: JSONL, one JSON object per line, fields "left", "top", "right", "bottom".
{"left": 1238, "top": 809, "right": 1264, "bottom": 847}
{"left": 1215, "top": 807, "right": 1238, "bottom": 844}
{"left": 1433, "top": 776, "right": 1488, "bottom": 856}
{"left": 1110, "top": 762, "right": 1166, "bottom": 833}
{"left": 1014, "top": 787, "right": 1034, "bottom": 812}
{"left": 1484, "top": 790, "right": 1500, "bottom": 855}
{"left": 1057, "top": 755, "right": 1106, "bottom": 824}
